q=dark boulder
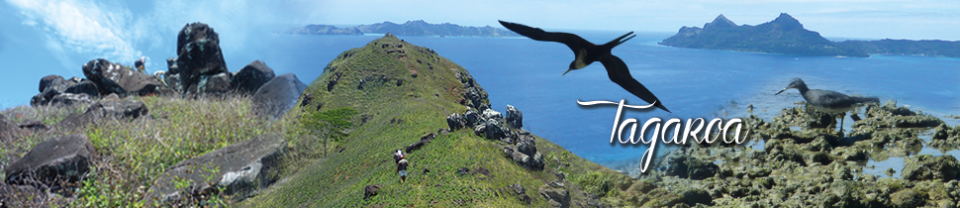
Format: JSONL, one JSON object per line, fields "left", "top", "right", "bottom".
{"left": 38, "top": 75, "right": 77, "bottom": 93}
{"left": 166, "top": 57, "right": 180, "bottom": 74}
{"left": 30, "top": 87, "right": 63, "bottom": 106}
{"left": 64, "top": 80, "right": 100, "bottom": 97}
{"left": 48, "top": 93, "right": 95, "bottom": 107}
{"left": 505, "top": 105, "right": 523, "bottom": 128}
{"left": 189, "top": 72, "right": 232, "bottom": 96}
{"left": 463, "top": 108, "right": 480, "bottom": 126}
{"left": 87, "top": 100, "right": 150, "bottom": 120}
{"left": 446, "top": 113, "right": 465, "bottom": 130}
{"left": 39, "top": 75, "right": 63, "bottom": 93}
{"left": 231, "top": 60, "right": 276, "bottom": 94}
{"left": 4, "top": 134, "right": 97, "bottom": 194}
{"left": 81, "top": 58, "right": 166, "bottom": 96}
{"left": 18, "top": 119, "right": 49, "bottom": 132}
{"left": 483, "top": 119, "right": 506, "bottom": 140}
{"left": 482, "top": 109, "right": 503, "bottom": 121}
{"left": 363, "top": 184, "right": 382, "bottom": 200}
{"left": 55, "top": 100, "right": 149, "bottom": 130}
{"left": 176, "top": 23, "right": 228, "bottom": 94}
{"left": 516, "top": 134, "right": 537, "bottom": 156}
{"left": 165, "top": 74, "right": 182, "bottom": 92}
{"left": 511, "top": 151, "right": 545, "bottom": 170}
{"left": 406, "top": 140, "right": 427, "bottom": 153}
{"left": 252, "top": 73, "right": 307, "bottom": 119}
{"left": 539, "top": 184, "right": 571, "bottom": 208}
{"left": 509, "top": 184, "right": 531, "bottom": 204}
{"left": 458, "top": 167, "right": 470, "bottom": 175}
{"left": 145, "top": 132, "right": 287, "bottom": 205}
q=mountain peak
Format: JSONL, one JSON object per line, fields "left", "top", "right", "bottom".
{"left": 771, "top": 13, "right": 803, "bottom": 29}
{"left": 704, "top": 14, "right": 737, "bottom": 29}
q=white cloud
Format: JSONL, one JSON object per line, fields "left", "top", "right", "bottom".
{"left": 6, "top": 0, "right": 142, "bottom": 65}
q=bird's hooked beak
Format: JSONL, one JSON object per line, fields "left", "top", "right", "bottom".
{"left": 561, "top": 68, "right": 575, "bottom": 76}
{"left": 775, "top": 88, "right": 788, "bottom": 95}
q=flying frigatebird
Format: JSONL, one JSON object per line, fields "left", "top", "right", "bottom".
{"left": 499, "top": 20, "right": 670, "bottom": 112}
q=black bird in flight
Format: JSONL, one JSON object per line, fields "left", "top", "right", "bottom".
{"left": 499, "top": 20, "right": 669, "bottom": 112}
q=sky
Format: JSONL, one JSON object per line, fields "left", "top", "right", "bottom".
{"left": 0, "top": 0, "right": 958, "bottom": 108}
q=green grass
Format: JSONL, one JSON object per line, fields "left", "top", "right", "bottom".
{"left": 239, "top": 34, "right": 650, "bottom": 207}
{"left": 2, "top": 34, "right": 664, "bottom": 207}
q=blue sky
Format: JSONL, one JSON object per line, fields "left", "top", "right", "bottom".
{"left": 1, "top": 0, "right": 958, "bottom": 108}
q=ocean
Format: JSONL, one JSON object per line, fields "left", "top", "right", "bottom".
{"left": 5, "top": 30, "right": 959, "bottom": 170}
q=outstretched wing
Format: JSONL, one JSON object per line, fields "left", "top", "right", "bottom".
{"left": 499, "top": 20, "right": 593, "bottom": 53}
{"left": 599, "top": 55, "right": 670, "bottom": 113}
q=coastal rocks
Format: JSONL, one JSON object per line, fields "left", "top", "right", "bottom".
{"left": 175, "top": 23, "right": 229, "bottom": 95}
{"left": 145, "top": 132, "right": 286, "bottom": 205}
{"left": 82, "top": 58, "right": 165, "bottom": 97}
{"left": 902, "top": 155, "right": 960, "bottom": 182}
{"left": 231, "top": 60, "right": 276, "bottom": 94}
{"left": 855, "top": 101, "right": 943, "bottom": 128}
{"left": 251, "top": 73, "right": 308, "bottom": 119}
{"left": 662, "top": 153, "right": 719, "bottom": 180}
{"left": 506, "top": 105, "right": 523, "bottom": 128}
{"left": 454, "top": 71, "right": 490, "bottom": 111}
{"left": 4, "top": 134, "right": 97, "bottom": 194}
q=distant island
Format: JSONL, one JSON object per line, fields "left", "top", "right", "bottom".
{"left": 660, "top": 13, "right": 960, "bottom": 58}
{"left": 286, "top": 20, "right": 519, "bottom": 37}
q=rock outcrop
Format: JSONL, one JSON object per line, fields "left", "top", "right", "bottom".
{"left": 173, "top": 23, "right": 229, "bottom": 96}
{"left": 82, "top": 59, "right": 166, "bottom": 96}
{"left": 146, "top": 132, "right": 286, "bottom": 205}
{"left": 251, "top": 73, "right": 307, "bottom": 119}
{"left": 450, "top": 104, "right": 544, "bottom": 170}
{"left": 231, "top": 60, "right": 276, "bottom": 94}
{"left": 4, "top": 134, "right": 97, "bottom": 195}
{"left": 505, "top": 105, "right": 523, "bottom": 128}
{"left": 55, "top": 100, "right": 149, "bottom": 130}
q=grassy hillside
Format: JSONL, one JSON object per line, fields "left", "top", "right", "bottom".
{"left": 239, "top": 34, "right": 667, "bottom": 207}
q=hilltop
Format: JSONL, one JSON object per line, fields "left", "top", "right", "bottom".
{"left": 661, "top": 13, "right": 960, "bottom": 57}
{"left": 238, "top": 34, "right": 689, "bottom": 207}
{"left": 286, "top": 20, "right": 519, "bottom": 37}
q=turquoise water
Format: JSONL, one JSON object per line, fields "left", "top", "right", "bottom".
{"left": 3, "top": 30, "right": 959, "bottom": 168}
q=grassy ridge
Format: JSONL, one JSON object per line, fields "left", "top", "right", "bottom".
{"left": 241, "top": 34, "right": 651, "bottom": 207}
